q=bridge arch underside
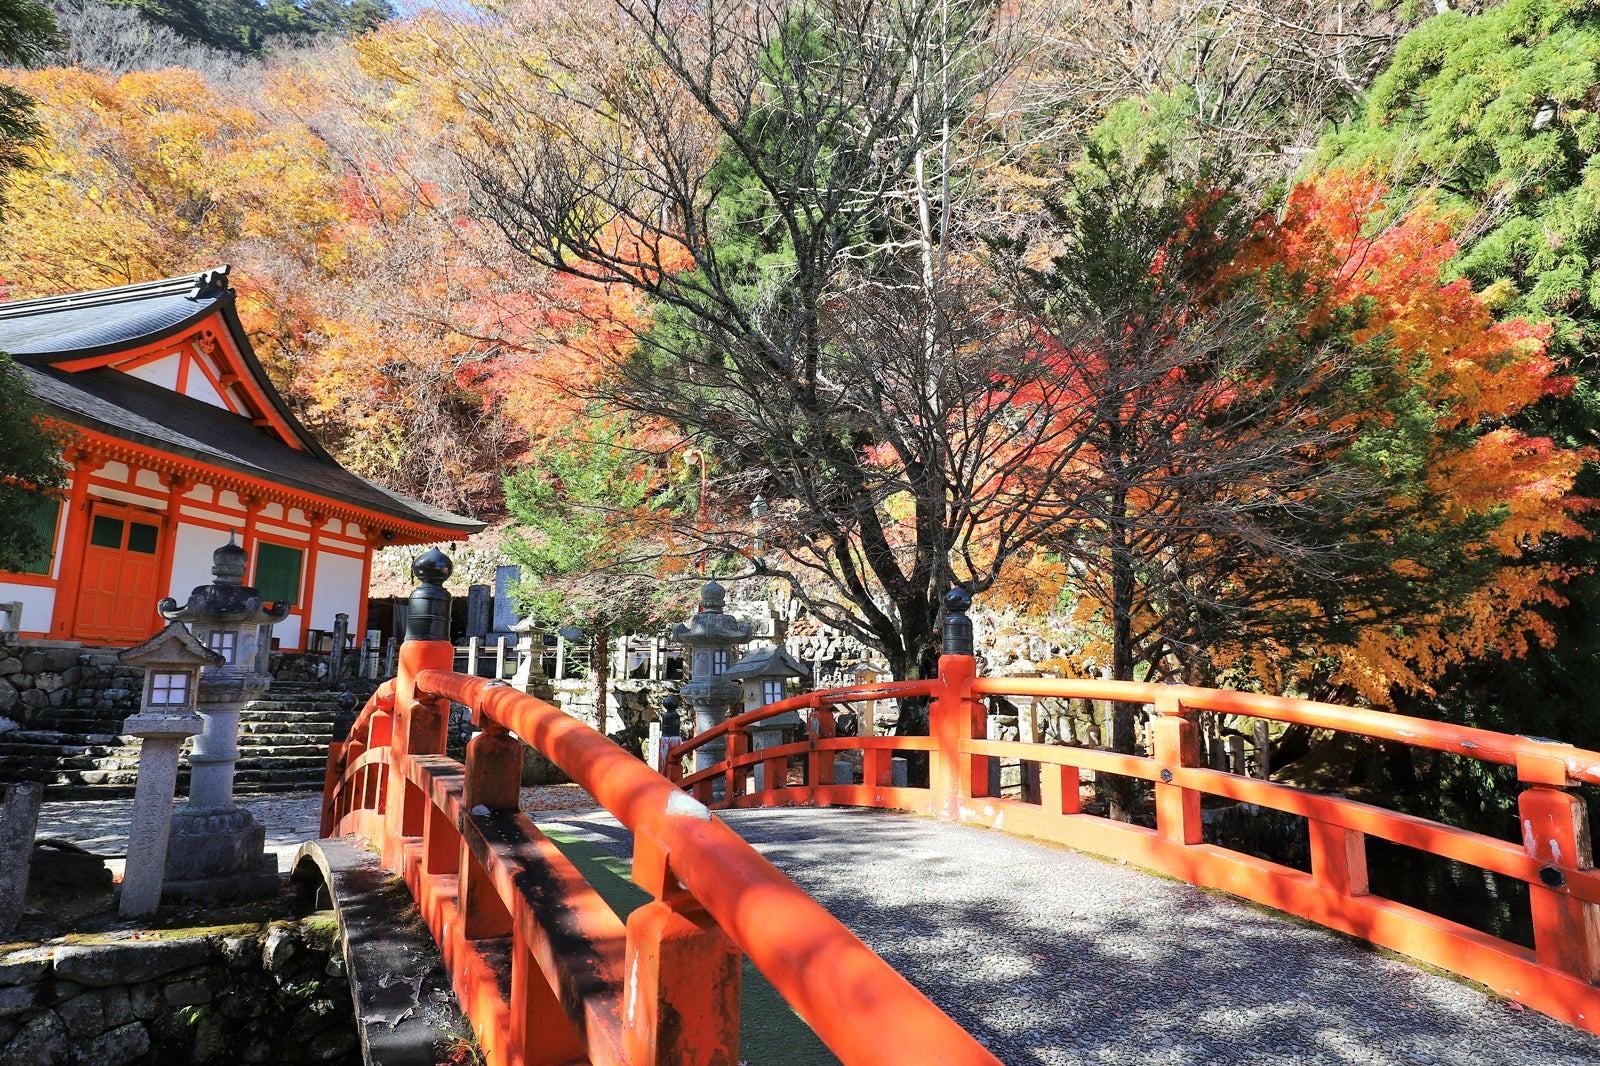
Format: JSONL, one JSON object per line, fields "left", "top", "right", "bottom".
{"left": 538, "top": 804, "right": 1600, "bottom": 1065}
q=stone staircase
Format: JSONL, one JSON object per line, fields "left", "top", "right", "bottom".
{"left": 0, "top": 681, "right": 345, "bottom": 799}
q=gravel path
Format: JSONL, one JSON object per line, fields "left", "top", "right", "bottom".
{"left": 533, "top": 806, "right": 1600, "bottom": 1066}
{"left": 41, "top": 793, "right": 1600, "bottom": 1063}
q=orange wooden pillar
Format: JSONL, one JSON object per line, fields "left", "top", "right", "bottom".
{"left": 930, "top": 589, "right": 984, "bottom": 819}
{"left": 384, "top": 550, "right": 455, "bottom": 869}
{"left": 1518, "top": 748, "right": 1600, "bottom": 982}
{"left": 1151, "top": 691, "right": 1202, "bottom": 845}
{"left": 624, "top": 829, "right": 742, "bottom": 1064}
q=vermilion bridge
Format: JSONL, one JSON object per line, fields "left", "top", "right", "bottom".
{"left": 315, "top": 572, "right": 1600, "bottom": 1066}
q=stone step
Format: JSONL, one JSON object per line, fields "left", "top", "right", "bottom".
{"left": 233, "top": 742, "right": 327, "bottom": 753}
{"left": 30, "top": 717, "right": 128, "bottom": 734}
{"left": 4, "top": 729, "right": 125, "bottom": 747}
{"left": 239, "top": 720, "right": 335, "bottom": 736}
{"left": 246, "top": 698, "right": 344, "bottom": 713}
{"left": 0, "top": 740, "right": 126, "bottom": 758}
{"left": 240, "top": 709, "right": 335, "bottom": 724}
{"left": 233, "top": 739, "right": 328, "bottom": 755}
{"left": 235, "top": 752, "right": 329, "bottom": 768}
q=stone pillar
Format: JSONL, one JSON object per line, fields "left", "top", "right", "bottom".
{"left": 492, "top": 565, "right": 520, "bottom": 634}
{"left": 329, "top": 612, "right": 349, "bottom": 681}
{"left": 0, "top": 782, "right": 43, "bottom": 934}
{"left": 466, "top": 584, "right": 491, "bottom": 640}
{"left": 120, "top": 713, "right": 203, "bottom": 917}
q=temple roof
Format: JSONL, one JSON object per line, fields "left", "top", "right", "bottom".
{"left": 0, "top": 270, "right": 482, "bottom": 538}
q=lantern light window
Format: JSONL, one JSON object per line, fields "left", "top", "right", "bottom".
{"left": 208, "top": 630, "right": 237, "bottom": 664}
{"left": 148, "top": 672, "right": 190, "bottom": 706}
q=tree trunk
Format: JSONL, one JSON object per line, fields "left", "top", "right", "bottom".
{"left": 1108, "top": 519, "right": 1141, "bottom": 823}
{"left": 591, "top": 625, "right": 610, "bottom": 737}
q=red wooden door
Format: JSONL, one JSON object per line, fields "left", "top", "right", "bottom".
{"left": 72, "top": 503, "right": 165, "bottom": 643}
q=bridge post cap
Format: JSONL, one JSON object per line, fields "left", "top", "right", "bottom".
{"left": 942, "top": 587, "right": 975, "bottom": 656}
{"left": 406, "top": 549, "right": 454, "bottom": 642}
{"left": 412, "top": 548, "right": 454, "bottom": 585}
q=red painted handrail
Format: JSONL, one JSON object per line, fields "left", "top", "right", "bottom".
{"left": 321, "top": 639, "right": 1000, "bottom": 1066}
{"left": 667, "top": 654, "right": 1600, "bottom": 1037}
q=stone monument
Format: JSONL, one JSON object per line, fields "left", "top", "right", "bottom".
{"left": 669, "top": 580, "right": 752, "bottom": 790}
{"left": 156, "top": 536, "right": 289, "bottom": 901}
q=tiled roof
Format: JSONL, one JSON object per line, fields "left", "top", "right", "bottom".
{"left": 1, "top": 270, "right": 483, "bottom": 537}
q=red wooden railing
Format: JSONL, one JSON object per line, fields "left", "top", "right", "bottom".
{"left": 321, "top": 637, "right": 1002, "bottom": 1066}
{"left": 668, "top": 650, "right": 1600, "bottom": 1036}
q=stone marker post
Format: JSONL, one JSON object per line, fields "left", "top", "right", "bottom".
{"left": 0, "top": 782, "right": 44, "bottom": 934}
{"left": 466, "top": 584, "right": 490, "bottom": 640}
{"left": 492, "top": 566, "right": 520, "bottom": 634}
{"left": 117, "top": 622, "right": 220, "bottom": 917}
{"left": 156, "top": 537, "right": 288, "bottom": 901}
{"left": 329, "top": 612, "right": 349, "bottom": 681}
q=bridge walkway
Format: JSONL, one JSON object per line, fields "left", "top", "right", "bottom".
{"left": 532, "top": 805, "right": 1600, "bottom": 1066}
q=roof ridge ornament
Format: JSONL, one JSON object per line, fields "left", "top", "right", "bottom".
{"left": 187, "top": 265, "right": 232, "bottom": 301}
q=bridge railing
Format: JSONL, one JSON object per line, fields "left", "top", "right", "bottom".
{"left": 668, "top": 620, "right": 1600, "bottom": 1037}
{"left": 322, "top": 632, "right": 1002, "bottom": 1066}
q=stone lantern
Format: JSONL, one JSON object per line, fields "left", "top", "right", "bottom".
{"left": 117, "top": 622, "right": 222, "bottom": 917}
{"left": 669, "top": 580, "right": 752, "bottom": 783}
{"left": 155, "top": 535, "right": 288, "bottom": 900}
{"left": 721, "top": 645, "right": 810, "bottom": 791}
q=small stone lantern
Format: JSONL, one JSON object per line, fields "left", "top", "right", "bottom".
{"left": 669, "top": 580, "right": 753, "bottom": 785}
{"left": 721, "top": 645, "right": 810, "bottom": 791}
{"left": 155, "top": 535, "right": 289, "bottom": 900}
{"left": 118, "top": 622, "right": 222, "bottom": 917}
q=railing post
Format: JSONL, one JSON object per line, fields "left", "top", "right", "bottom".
{"left": 624, "top": 828, "right": 741, "bottom": 1064}
{"left": 1518, "top": 747, "right": 1600, "bottom": 981}
{"left": 808, "top": 702, "right": 836, "bottom": 789}
{"left": 930, "top": 589, "right": 984, "bottom": 819}
{"left": 727, "top": 726, "right": 749, "bottom": 800}
{"left": 460, "top": 711, "right": 521, "bottom": 940}
{"left": 385, "top": 549, "right": 456, "bottom": 869}
{"left": 1152, "top": 690, "right": 1202, "bottom": 845}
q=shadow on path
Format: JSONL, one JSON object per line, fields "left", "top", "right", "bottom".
{"left": 538, "top": 806, "right": 1600, "bottom": 1066}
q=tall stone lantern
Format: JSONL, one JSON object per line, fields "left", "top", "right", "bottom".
{"left": 156, "top": 535, "right": 288, "bottom": 900}
{"left": 669, "top": 580, "right": 752, "bottom": 783}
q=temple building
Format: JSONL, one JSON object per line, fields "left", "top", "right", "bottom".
{"left": 0, "top": 267, "right": 482, "bottom": 650}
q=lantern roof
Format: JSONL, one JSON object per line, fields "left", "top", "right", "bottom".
{"left": 159, "top": 535, "right": 291, "bottom": 625}
{"left": 118, "top": 620, "right": 225, "bottom": 670}
{"left": 669, "top": 580, "right": 754, "bottom": 647}
{"left": 721, "top": 644, "right": 812, "bottom": 683}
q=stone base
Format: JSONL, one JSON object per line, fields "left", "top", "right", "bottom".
{"left": 164, "top": 806, "right": 270, "bottom": 887}
{"left": 161, "top": 855, "right": 279, "bottom": 903}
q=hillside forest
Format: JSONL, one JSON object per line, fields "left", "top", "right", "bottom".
{"left": 4, "top": 0, "right": 1600, "bottom": 815}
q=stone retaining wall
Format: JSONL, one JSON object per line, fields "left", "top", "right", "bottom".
{"left": 0, "top": 643, "right": 143, "bottom": 730}
{"left": 0, "top": 920, "right": 359, "bottom": 1066}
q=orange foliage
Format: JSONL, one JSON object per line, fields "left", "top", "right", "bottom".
{"left": 1226, "top": 172, "right": 1591, "bottom": 701}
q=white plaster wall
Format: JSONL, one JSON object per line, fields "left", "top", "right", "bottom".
{"left": 309, "top": 552, "right": 364, "bottom": 631}
{"left": 0, "top": 583, "right": 56, "bottom": 635}
{"left": 125, "top": 354, "right": 179, "bottom": 390}
{"left": 185, "top": 370, "right": 227, "bottom": 410}
{"left": 88, "top": 486, "right": 166, "bottom": 510}
{"left": 168, "top": 522, "right": 225, "bottom": 601}
{"left": 134, "top": 469, "right": 165, "bottom": 492}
